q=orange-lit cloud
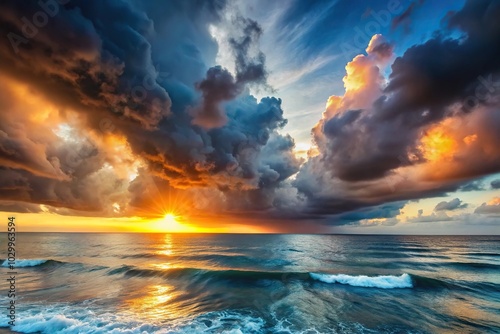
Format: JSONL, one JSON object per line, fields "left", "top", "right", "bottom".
{"left": 474, "top": 196, "right": 500, "bottom": 216}
{"left": 295, "top": 15, "right": 500, "bottom": 226}
{"left": 419, "top": 127, "right": 459, "bottom": 162}
{"left": 488, "top": 197, "right": 500, "bottom": 206}
{"left": 416, "top": 107, "right": 500, "bottom": 182}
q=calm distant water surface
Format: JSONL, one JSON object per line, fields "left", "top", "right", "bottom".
{"left": 0, "top": 233, "right": 499, "bottom": 333}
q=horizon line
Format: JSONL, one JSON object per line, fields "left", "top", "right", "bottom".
{"left": 2, "top": 231, "right": 498, "bottom": 236}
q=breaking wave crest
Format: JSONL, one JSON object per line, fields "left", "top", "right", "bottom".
{"left": 108, "top": 265, "right": 417, "bottom": 289}
{"left": 1, "top": 259, "right": 58, "bottom": 268}
{"left": 310, "top": 273, "right": 413, "bottom": 289}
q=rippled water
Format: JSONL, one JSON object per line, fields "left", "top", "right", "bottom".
{"left": 0, "top": 233, "right": 499, "bottom": 333}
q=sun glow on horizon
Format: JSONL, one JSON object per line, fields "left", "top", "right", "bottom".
{"left": 150, "top": 213, "right": 196, "bottom": 232}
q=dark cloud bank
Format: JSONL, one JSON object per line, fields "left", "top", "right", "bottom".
{"left": 0, "top": 0, "right": 499, "bottom": 229}
{"left": 294, "top": 0, "right": 500, "bottom": 225}
{"left": 0, "top": 0, "right": 301, "bottom": 221}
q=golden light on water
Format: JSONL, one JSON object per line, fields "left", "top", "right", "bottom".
{"left": 124, "top": 284, "right": 182, "bottom": 321}
{"left": 155, "top": 234, "right": 174, "bottom": 256}
{"left": 150, "top": 262, "right": 174, "bottom": 270}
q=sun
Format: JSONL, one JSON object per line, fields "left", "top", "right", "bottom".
{"left": 163, "top": 213, "right": 178, "bottom": 226}
{"left": 161, "top": 213, "right": 180, "bottom": 230}
{"left": 151, "top": 212, "right": 195, "bottom": 232}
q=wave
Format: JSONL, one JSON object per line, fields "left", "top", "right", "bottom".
{"left": 446, "top": 261, "right": 500, "bottom": 270}
{"left": 0, "top": 299, "right": 407, "bottom": 334}
{"left": 310, "top": 272, "right": 413, "bottom": 289}
{"left": 0, "top": 299, "right": 268, "bottom": 334}
{"left": 422, "top": 261, "right": 500, "bottom": 271}
{"left": 0, "top": 301, "right": 163, "bottom": 333}
{"left": 109, "top": 265, "right": 417, "bottom": 289}
{"left": 409, "top": 274, "right": 456, "bottom": 289}
{"left": 108, "top": 265, "right": 304, "bottom": 282}
{"left": 107, "top": 264, "right": 499, "bottom": 293}
{"left": 460, "top": 252, "right": 500, "bottom": 257}
{"left": 309, "top": 272, "right": 498, "bottom": 292}
{"left": 366, "top": 246, "right": 438, "bottom": 253}
{"left": 120, "top": 252, "right": 257, "bottom": 263}
{"left": 120, "top": 252, "right": 159, "bottom": 259}
{"left": 0, "top": 259, "right": 60, "bottom": 268}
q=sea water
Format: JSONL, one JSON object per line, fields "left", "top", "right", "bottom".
{"left": 0, "top": 233, "right": 499, "bottom": 333}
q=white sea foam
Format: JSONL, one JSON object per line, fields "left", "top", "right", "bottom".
{"left": 1, "top": 259, "right": 48, "bottom": 267}
{"left": 0, "top": 297, "right": 416, "bottom": 334}
{"left": 309, "top": 273, "right": 413, "bottom": 289}
{"left": 178, "top": 310, "right": 265, "bottom": 334}
{"left": 0, "top": 300, "right": 266, "bottom": 334}
{"left": 0, "top": 308, "right": 160, "bottom": 334}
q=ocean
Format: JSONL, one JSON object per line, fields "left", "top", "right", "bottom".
{"left": 0, "top": 233, "right": 499, "bottom": 333}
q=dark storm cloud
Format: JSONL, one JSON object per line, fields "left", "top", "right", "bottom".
{"left": 332, "top": 0, "right": 500, "bottom": 182}
{"left": 0, "top": 106, "right": 132, "bottom": 215}
{"left": 434, "top": 198, "right": 468, "bottom": 211}
{"left": 491, "top": 179, "right": 500, "bottom": 189}
{"left": 295, "top": 173, "right": 461, "bottom": 221}
{"left": 190, "top": 66, "right": 240, "bottom": 128}
{"left": 294, "top": 0, "right": 500, "bottom": 224}
{"left": 137, "top": 94, "right": 298, "bottom": 193}
{"left": 0, "top": 169, "right": 31, "bottom": 203}
{"left": 191, "top": 16, "right": 270, "bottom": 128}
{"left": 0, "top": 201, "right": 43, "bottom": 214}
{"left": 305, "top": 0, "right": 500, "bottom": 182}
{"left": 0, "top": 0, "right": 173, "bottom": 128}
{"left": 459, "top": 180, "right": 486, "bottom": 192}
{"left": 372, "top": 1, "right": 494, "bottom": 183}
{"left": 218, "top": 132, "right": 302, "bottom": 213}
{"left": 381, "top": 3, "right": 500, "bottom": 122}
{"left": 0, "top": 165, "right": 128, "bottom": 215}
{"left": 230, "top": 17, "right": 268, "bottom": 86}
{"left": 333, "top": 201, "right": 405, "bottom": 225}
{"left": 0, "top": 0, "right": 300, "bottom": 218}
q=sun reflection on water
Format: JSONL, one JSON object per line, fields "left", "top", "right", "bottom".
{"left": 150, "top": 262, "right": 173, "bottom": 270}
{"left": 155, "top": 234, "right": 174, "bottom": 256}
{"left": 124, "top": 284, "right": 180, "bottom": 321}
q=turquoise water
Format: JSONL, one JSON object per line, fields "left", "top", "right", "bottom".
{"left": 0, "top": 233, "right": 499, "bottom": 333}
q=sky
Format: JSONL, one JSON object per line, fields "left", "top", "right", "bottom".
{"left": 0, "top": 0, "right": 499, "bottom": 234}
